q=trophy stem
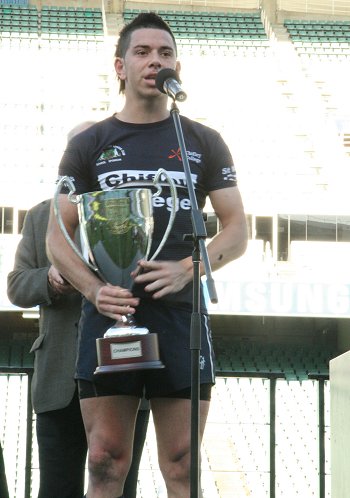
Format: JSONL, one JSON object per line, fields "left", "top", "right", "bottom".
{"left": 121, "top": 313, "right": 137, "bottom": 327}
{"left": 104, "top": 314, "right": 149, "bottom": 338}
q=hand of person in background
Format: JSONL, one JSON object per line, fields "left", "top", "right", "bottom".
{"left": 48, "top": 265, "right": 77, "bottom": 295}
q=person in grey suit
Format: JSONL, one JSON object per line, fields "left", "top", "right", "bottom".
{"left": 7, "top": 198, "right": 87, "bottom": 498}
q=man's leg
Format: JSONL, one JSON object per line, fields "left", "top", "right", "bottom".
{"left": 151, "top": 397, "right": 210, "bottom": 498}
{"left": 37, "top": 391, "right": 87, "bottom": 498}
{"left": 123, "top": 407, "right": 150, "bottom": 498}
{"left": 81, "top": 394, "right": 140, "bottom": 498}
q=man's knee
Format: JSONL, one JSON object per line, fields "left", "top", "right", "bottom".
{"left": 88, "top": 447, "right": 129, "bottom": 484}
{"left": 160, "top": 448, "right": 191, "bottom": 484}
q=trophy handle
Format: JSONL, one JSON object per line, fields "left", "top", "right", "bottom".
{"left": 53, "top": 176, "right": 100, "bottom": 275}
{"left": 149, "top": 168, "right": 177, "bottom": 261}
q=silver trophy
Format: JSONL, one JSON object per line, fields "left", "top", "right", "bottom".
{"left": 54, "top": 168, "right": 177, "bottom": 374}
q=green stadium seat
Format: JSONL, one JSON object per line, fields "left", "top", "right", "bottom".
{"left": 37, "top": 6, "right": 103, "bottom": 37}
{"left": 0, "top": 337, "right": 34, "bottom": 369}
{"left": 285, "top": 19, "right": 350, "bottom": 47}
{"left": 213, "top": 337, "right": 339, "bottom": 381}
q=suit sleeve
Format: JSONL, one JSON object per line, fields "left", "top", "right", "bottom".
{"left": 7, "top": 210, "right": 54, "bottom": 308}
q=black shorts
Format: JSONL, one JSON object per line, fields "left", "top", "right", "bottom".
{"left": 76, "top": 298, "right": 216, "bottom": 399}
{"left": 78, "top": 379, "right": 212, "bottom": 401}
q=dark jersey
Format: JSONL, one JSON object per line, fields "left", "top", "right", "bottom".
{"left": 58, "top": 114, "right": 237, "bottom": 305}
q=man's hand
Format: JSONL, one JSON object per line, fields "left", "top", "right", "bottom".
{"left": 132, "top": 259, "right": 193, "bottom": 299}
{"left": 94, "top": 284, "right": 140, "bottom": 320}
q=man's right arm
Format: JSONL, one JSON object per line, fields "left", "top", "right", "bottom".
{"left": 46, "top": 195, "right": 140, "bottom": 320}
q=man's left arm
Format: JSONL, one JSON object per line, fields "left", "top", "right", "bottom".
{"left": 133, "top": 186, "right": 248, "bottom": 299}
{"left": 205, "top": 185, "right": 248, "bottom": 272}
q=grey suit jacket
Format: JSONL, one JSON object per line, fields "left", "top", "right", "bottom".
{"left": 7, "top": 199, "right": 82, "bottom": 414}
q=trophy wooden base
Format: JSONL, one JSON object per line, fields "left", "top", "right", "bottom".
{"left": 94, "top": 333, "right": 165, "bottom": 374}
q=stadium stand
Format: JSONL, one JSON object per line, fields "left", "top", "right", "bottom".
{"left": 40, "top": 5, "right": 104, "bottom": 38}
{"left": 0, "top": 4, "right": 104, "bottom": 42}
{"left": 0, "top": 3, "right": 39, "bottom": 38}
{"left": 124, "top": 8, "right": 270, "bottom": 56}
{"left": 285, "top": 19, "right": 350, "bottom": 58}
{"left": 124, "top": 9, "right": 267, "bottom": 40}
{"left": 214, "top": 337, "right": 338, "bottom": 381}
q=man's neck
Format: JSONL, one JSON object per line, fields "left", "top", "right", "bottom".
{"left": 116, "top": 98, "right": 170, "bottom": 124}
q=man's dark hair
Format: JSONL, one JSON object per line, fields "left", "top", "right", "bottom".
{"left": 115, "top": 12, "right": 177, "bottom": 93}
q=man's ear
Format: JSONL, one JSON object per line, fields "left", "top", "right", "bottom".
{"left": 176, "top": 60, "right": 181, "bottom": 75}
{"left": 115, "top": 58, "right": 126, "bottom": 82}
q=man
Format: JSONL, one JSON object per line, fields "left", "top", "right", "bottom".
{"left": 7, "top": 122, "right": 149, "bottom": 498}
{"left": 46, "top": 12, "right": 248, "bottom": 498}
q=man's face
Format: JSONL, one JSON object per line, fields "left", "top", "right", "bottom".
{"left": 115, "top": 28, "right": 180, "bottom": 99}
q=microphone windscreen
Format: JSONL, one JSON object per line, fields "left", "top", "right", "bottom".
{"left": 155, "top": 68, "right": 180, "bottom": 94}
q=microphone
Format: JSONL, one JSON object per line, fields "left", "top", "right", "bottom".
{"left": 155, "top": 68, "right": 187, "bottom": 102}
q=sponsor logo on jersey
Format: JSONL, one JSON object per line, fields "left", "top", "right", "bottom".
{"left": 187, "top": 151, "right": 202, "bottom": 164}
{"left": 97, "top": 170, "right": 198, "bottom": 191}
{"left": 96, "top": 145, "right": 126, "bottom": 165}
{"left": 96, "top": 170, "right": 198, "bottom": 213}
{"left": 168, "top": 148, "right": 182, "bottom": 161}
{"left": 168, "top": 148, "right": 202, "bottom": 165}
{"left": 222, "top": 166, "right": 237, "bottom": 182}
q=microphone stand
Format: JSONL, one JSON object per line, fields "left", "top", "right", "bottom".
{"left": 169, "top": 100, "right": 218, "bottom": 498}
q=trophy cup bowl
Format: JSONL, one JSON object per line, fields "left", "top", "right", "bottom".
{"left": 54, "top": 168, "right": 177, "bottom": 374}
